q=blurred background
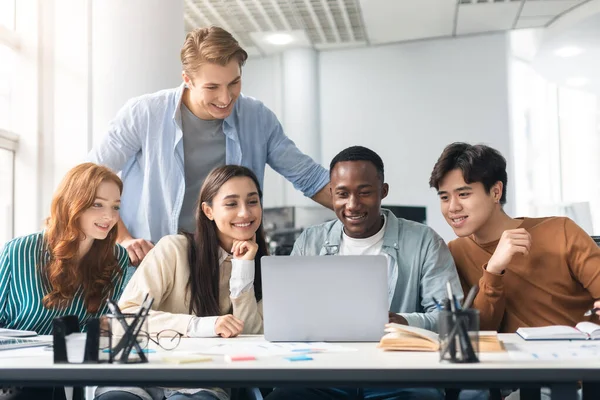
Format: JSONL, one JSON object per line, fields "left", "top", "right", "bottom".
{"left": 1, "top": 0, "right": 599, "bottom": 251}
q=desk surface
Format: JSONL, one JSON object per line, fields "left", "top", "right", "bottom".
{"left": 0, "top": 334, "right": 599, "bottom": 388}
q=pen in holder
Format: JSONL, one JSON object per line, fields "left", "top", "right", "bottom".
{"left": 105, "top": 313, "right": 149, "bottom": 363}
{"left": 104, "top": 295, "right": 153, "bottom": 364}
{"left": 438, "top": 308, "right": 480, "bottom": 363}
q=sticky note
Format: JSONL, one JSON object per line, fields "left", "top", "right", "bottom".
{"left": 292, "top": 348, "right": 325, "bottom": 353}
{"left": 162, "top": 355, "right": 212, "bottom": 364}
{"left": 225, "top": 354, "right": 256, "bottom": 362}
{"left": 102, "top": 348, "right": 155, "bottom": 354}
{"left": 285, "top": 355, "right": 313, "bottom": 361}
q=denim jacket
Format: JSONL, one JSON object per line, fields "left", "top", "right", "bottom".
{"left": 291, "top": 209, "right": 463, "bottom": 332}
{"left": 88, "top": 84, "right": 329, "bottom": 244}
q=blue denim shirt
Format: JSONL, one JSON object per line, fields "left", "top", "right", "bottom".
{"left": 291, "top": 209, "right": 463, "bottom": 332}
{"left": 88, "top": 84, "right": 329, "bottom": 244}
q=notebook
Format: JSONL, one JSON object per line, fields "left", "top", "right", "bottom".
{"left": 0, "top": 328, "right": 38, "bottom": 338}
{"left": 378, "top": 323, "right": 505, "bottom": 352}
{"left": 0, "top": 337, "right": 52, "bottom": 351}
{"left": 517, "top": 322, "right": 600, "bottom": 340}
{"left": 261, "top": 255, "right": 388, "bottom": 342}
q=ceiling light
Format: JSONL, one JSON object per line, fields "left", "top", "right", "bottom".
{"left": 265, "top": 33, "right": 294, "bottom": 46}
{"left": 565, "top": 77, "right": 589, "bottom": 87}
{"left": 554, "top": 46, "right": 584, "bottom": 58}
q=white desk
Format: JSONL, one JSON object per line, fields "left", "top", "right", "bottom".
{"left": 0, "top": 334, "right": 598, "bottom": 400}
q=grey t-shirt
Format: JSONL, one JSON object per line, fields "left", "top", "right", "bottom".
{"left": 177, "top": 103, "right": 226, "bottom": 233}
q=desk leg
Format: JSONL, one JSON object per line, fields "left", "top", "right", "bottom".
{"left": 582, "top": 382, "right": 600, "bottom": 399}
{"left": 520, "top": 388, "right": 541, "bottom": 400}
{"left": 550, "top": 383, "right": 578, "bottom": 400}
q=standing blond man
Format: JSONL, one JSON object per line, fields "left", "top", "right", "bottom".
{"left": 89, "top": 27, "right": 331, "bottom": 265}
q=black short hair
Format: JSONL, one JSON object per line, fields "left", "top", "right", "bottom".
{"left": 330, "top": 146, "right": 384, "bottom": 182}
{"left": 429, "top": 142, "right": 507, "bottom": 204}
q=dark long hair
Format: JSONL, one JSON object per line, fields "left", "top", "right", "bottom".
{"left": 184, "top": 165, "right": 267, "bottom": 316}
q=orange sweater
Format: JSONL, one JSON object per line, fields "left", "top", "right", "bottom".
{"left": 448, "top": 217, "right": 600, "bottom": 333}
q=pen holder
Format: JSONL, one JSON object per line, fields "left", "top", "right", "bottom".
{"left": 104, "top": 313, "right": 149, "bottom": 364}
{"left": 438, "top": 309, "right": 480, "bottom": 363}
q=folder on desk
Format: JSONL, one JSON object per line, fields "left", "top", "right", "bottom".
{"left": 378, "top": 324, "right": 505, "bottom": 352}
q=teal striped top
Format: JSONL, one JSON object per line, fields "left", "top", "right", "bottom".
{"left": 0, "top": 232, "right": 129, "bottom": 335}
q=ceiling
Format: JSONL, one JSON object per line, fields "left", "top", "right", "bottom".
{"left": 183, "top": 0, "right": 592, "bottom": 56}
{"left": 531, "top": 10, "right": 600, "bottom": 96}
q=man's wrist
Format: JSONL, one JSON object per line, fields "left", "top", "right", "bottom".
{"left": 117, "top": 235, "right": 133, "bottom": 244}
{"left": 486, "top": 261, "right": 505, "bottom": 275}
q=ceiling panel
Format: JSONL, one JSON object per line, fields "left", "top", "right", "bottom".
{"left": 521, "top": 0, "right": 585, "bottom": 18}
{"left": 183, "top": 0, "right": 594, "bottom": 55}
{"left": 515, "top": 16, "right": 554, "bottom": 29}
{"left": 456, "top": 2, "right": 522, "bottom": 35}
{"left": 359, "top": 0, "right": 455, "bottom": 44}
{"left": 185, "top": 0, "right": 367, "bottom": 51}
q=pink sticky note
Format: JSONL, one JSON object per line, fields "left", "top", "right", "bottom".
{"left": 225, "top": 354, "right": 256, "bottom": 362}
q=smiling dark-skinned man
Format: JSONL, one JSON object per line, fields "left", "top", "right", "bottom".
{"left": 266, "top": 145, "right": 463, "bottom": 400}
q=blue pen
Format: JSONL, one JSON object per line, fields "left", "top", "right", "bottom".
{"left": 431, "top": 296, "right": 442, "bottom": 311}
{"left": 453, "top": 295, "right": 461, "bottom": 311}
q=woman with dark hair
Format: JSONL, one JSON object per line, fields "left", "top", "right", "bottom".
{"left": 0, "top": 162, "right": 129, "bottom": 400}
{"left": 96, "top": 165, "right": 267, "bottom": 400}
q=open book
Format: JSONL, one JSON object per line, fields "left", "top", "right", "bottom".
{"left": 378, "top": 323, "right": 504, "bottom": 352}
{"left": 516, "top": 322, "right": 600, "bottom": 340}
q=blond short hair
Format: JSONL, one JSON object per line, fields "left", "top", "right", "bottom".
{"left": 181, "top": 26, "right": 248, "bottom": 77}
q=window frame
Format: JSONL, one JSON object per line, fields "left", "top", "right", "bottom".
{"left": 0, "top": 0, "right": 20, "bottom": 244}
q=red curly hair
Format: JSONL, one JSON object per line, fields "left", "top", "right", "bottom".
{"left": 42, "top": 163, "right": 124, "bottom": 313}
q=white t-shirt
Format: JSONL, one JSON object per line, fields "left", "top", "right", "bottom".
{"left": 339, "top": 214, "right": 397, "bottom": 307}
{"left": 340, "top": 214, "right": 387, "bottom": 257}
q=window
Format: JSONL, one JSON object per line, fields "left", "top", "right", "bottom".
{"left": 510, "top": 60, "right": 561, "bottom": 217}
{"left": 557, "top": 88, "right": 600, "bottom": 234}
{"left": 0, "top": 0, "right": 18, "bottom": 246}
{"left": 0, "top": 146, "right": 14, "bottom": 247}
{"left": 510, "top": 59, "right": 600, "bottom": 235}
{"left": 0, "top": 0, "right": 16, "bottom": 31}
{"left": 0, "top": 44, "right": 15, "bottom": 131}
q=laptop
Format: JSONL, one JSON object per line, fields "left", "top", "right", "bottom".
{"left": 0, "top": 337, "right": 52, "bottom": 351}
{"left": 261, "top": 255, "right": 388, "bottom": 342}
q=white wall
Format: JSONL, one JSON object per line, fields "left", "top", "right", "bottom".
{"left": 92, "top": 0, "right": 184, "bottom": 146}
{"left": 244, "top": 33, "right": 514, "bottom": 241}
{"left": 319, "top": 33, "right": 513, "bottom": 241}
{"left": 241, "top": 54, "right": 287, "bottom": 208}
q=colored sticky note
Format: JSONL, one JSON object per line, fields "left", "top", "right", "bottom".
{"left": 292, "top": 348, "right": 325, "bottom": 353}
{"left": 101, "top": 348, "right": 155, "bottom": 354}
{"left": 285, "top": 355, "right": 313, "bottom": 361}
{"left": 162, "top": 355, "right": 212, "bottom": 364}
{"left": 225, "top": 354, "right": 256, "bottom": 362}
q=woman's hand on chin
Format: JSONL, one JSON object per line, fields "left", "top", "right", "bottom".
{"left": 231, "top": 235, "right": 258, "bottom": 260}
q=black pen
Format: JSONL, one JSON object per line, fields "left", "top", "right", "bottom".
{"left": 446, "top": 282, "right": 456, "bottom": 313}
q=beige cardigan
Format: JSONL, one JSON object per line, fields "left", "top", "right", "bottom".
{"left": 118, "top": 234, "right": 263, "bottom": 336}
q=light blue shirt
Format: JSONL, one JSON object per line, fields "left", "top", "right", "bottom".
{"left": 291, "top": 209, "right": 463, "bottom": 332}
{"left": 88, "top": 84, "right": 329, "bottom": 244}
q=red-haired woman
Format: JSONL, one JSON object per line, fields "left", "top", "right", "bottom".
{"left": 0, "top": 162, "right": 129, "bottom": 335}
